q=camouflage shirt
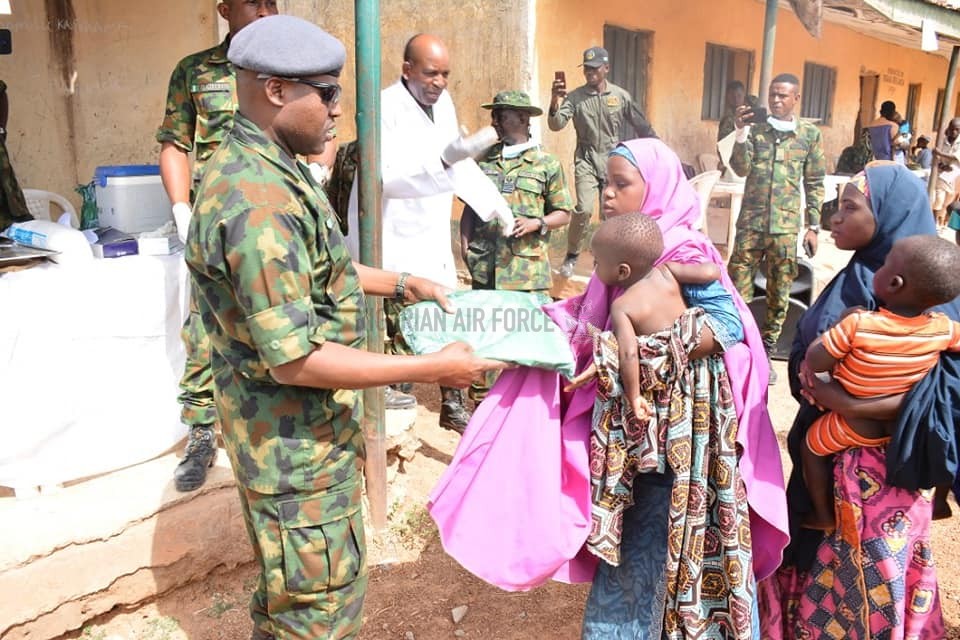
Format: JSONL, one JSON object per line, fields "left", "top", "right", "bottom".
{"left": 156, "top": 38, "right": 237, "bottom": 185}
{"left": 547, "top": 81, "right": 656, "bottom": 178}
{"left": 730, "top": 119, "right": 825, "bottom": 234}
{"left": 465, "top": 143, "right": 573, "bottom": 291}
{"left": 185, "top": 113, "right": 366, "bottom": 495}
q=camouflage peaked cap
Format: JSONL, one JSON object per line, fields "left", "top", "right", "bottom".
{"left": 481, "top": 90, "right": 543, "bottom": 116}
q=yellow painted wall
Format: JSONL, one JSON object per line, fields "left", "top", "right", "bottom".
{"left": 536, "top": 0, "right": 951, "bottom": 174}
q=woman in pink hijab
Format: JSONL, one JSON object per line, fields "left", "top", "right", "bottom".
{"left": 429, "top": 138, "right": 788, "bottom": 638}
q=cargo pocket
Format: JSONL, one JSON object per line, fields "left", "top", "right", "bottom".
{"left": 277, "top": 484, "right": 365, "bottom": 595}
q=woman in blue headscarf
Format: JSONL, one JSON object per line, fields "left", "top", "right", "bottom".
{"left": 759, "top": 163, "right": 960, "bottom": 638}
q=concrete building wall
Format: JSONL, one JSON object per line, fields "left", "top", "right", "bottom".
{"left": 2, "top": 0, "right": 530, "bottom": 211}
{"left": 536, "top": 0, "right": 951, "bottom": 175}
{"left": 282, "top": 0, "right": 532, "bottom": 143}
{"left": 1, "top": 0, "right": 213, "bottom": 208}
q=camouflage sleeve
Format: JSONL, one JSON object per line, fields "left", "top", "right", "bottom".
{"left": 803, "top": 127, "right": 826, "bottom": 226}
{"left": 729, "top": 134, "right": 753, "bottom": 178}
{"left": 548, "top": 95, "right": 574, "bottom": 131}
{"left": 220, "top": 204, "right": 323, "bottom": 368}
{"left": 156, "top": 59, "right": 196, "bottom": 151}
{"left": 543, "top": 156, "right": 574, "bottom": 213}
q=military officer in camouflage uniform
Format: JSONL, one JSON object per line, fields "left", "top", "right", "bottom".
{"left": 548, "top": 46, "right": 656, "bottom": 278}
{"left": 156, "top": 0, "right": 277, "bottom": 492}
{"left": 460, "top": 90, "right": 573, "bottom": 402}
{"left": 728, "top": 72, "right": 825, "bottom": 384}
{"left": 185, "top": 17, "right": 505, "bottom": 639}
{"left": 0, "top": 80, "right": 31, "bottom": 231}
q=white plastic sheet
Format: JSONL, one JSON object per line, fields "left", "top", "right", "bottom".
{"left": 0, "top": 254, "right": 190, "bottom": 488}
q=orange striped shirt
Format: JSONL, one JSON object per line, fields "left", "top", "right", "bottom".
{"left": 822, "top": 308, "right": 960, "bottom": 398}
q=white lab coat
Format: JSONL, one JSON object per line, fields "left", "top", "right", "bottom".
{"left": 345, "top": 80, "right": 512, "bottom": 290}
{"left": 345, "top": 80, "right": 459, "bottom": 289}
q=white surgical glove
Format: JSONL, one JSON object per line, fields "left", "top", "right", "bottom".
{"left": 441, "top": 126, "right": 499, "bottom": 166}
{"left": 172, "top": 202, "right": 192, "bottom": 244}
{"left": 308, "top": 162, "right": 331, "bottom": 186}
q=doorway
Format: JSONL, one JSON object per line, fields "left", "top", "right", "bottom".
{"left": 603, "top": 24, "right": 653, "bottom": 115}
{"left": 854, "top": 73, "right": 879, "bottom": 145}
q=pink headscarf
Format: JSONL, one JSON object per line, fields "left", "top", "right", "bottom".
{"left": 545, "top": 138, "right": 789, "bottom": 579}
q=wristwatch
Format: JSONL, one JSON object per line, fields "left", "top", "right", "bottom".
{"left": 538, "top": 218, "right": 548, "bottom": 236}
{"left": 808, "top": 225, "right": 821, "bottom": 233}
{"left": 394, "top": 272, "right": 410, "bottom": 300}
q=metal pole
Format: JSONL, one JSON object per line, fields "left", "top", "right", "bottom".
{"left": 758, "top": 0, "right": 779, "bottom": 102}
{"left": 929, "top": 45, "right": 960, "bottom": 201}
{"left": 355, "top": 0, "right": 387, "bottom": 532}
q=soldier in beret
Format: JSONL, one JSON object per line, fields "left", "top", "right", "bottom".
{"left": 460, "top": 89, "right": 572, "bottom": 403}
{"left": 185, "top": 16, "right": 506, "bottom": 639}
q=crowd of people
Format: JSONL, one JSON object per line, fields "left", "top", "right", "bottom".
{"left": 142, "top": 2, "right": 960, "bottom": 638}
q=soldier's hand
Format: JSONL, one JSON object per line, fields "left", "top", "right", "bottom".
{"left": 734, "top": 104, "right": 753, "bottom": 130}
{"left": 551, "top": 79, "right": 567, "bottom": 100}
{"left": 512, "top": 217, "right": 539, "bottom": 237}
{"left": 406, "top": 275, "right": 454, "bottom": 312}
{"left": 432, "top": 342, "right": 512, "bottom": 388}
{"left": 803, "top": 228, "right": 819, "bottom": 257}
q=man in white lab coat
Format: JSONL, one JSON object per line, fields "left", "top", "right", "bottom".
{"left": 377, "top": 33, "right": 491, "bottom": 432}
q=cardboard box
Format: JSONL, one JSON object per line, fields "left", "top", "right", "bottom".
{"left": 91, "top": 227, "right": 138, "bottom": 259}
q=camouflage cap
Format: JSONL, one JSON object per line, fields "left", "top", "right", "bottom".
{"left": 228, "top": 15, "right": 346, "bottom": 77}
{"left": 580, "top": 46, "right": 609, "bottom": 68}
{"left": 480, "top": 90, "right": 543, "bottom": 116}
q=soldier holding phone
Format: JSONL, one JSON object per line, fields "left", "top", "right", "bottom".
{"left": 728, "top": 72, "right": 825, "bottom": 384}
{"left": 548, "top": 46, "right": 656, "bottom": 278}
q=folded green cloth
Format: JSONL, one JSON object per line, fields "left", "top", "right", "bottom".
{"left": 400, "top": 290, "right": 576, "bottom": 379}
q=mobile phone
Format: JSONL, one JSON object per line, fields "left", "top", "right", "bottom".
{"left": 803, "top": 237, "right": 816, "bottom": 258}
{"left": 747, "top": 107, "right": 768, "bottom": 124}
{"left": 0, "top": 30, "right": 10, "bottom": 56}
{"left": 554, "top": 70, "right": 566, "bottom": 87}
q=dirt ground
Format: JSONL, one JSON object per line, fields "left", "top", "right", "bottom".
{"left": 63, "top": 368, "right": 960, "bottom": 640}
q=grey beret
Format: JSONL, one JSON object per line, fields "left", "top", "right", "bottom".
{"left": 228, "top": 15, "right": 346, "bottom": 77}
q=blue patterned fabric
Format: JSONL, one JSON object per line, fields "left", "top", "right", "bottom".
{"left": 582, "top": 475, "right": 761, "bottom": 639}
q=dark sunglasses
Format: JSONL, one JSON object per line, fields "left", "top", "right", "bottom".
{"left": 257, "top": 74, "right": 342, "bottom": 104}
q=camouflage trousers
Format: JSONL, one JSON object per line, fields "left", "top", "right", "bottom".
{"left": 0, "top": 140, "right": 31, "bottom": 231}
{"left": 727, "top": 229, "right": 798, "bottom": 346}
{"left": 237, "top": 473, "right": 367, "bottom": 639}
{"left": 178, "top": 285, "right": 218, "bottom": 427}
{"left": 567, "top": 162, "right": 604, "bottom": 256}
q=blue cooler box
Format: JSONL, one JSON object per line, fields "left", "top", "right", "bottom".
{"left": 94, "top": 165, "right": 172, "bottom": 234}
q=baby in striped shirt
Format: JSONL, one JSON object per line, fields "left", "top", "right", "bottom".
{"left": 801, "top": 235, "right": 960, "bottom": 530}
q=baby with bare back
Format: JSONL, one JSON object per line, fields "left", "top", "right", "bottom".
{"left": 584, "top": 212, "right": 741, "bottom": 418}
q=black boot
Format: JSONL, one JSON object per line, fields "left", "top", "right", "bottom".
{"left": 559, "top": 253, "right": 579, "bottom": 278}
{"left": 174, "top": 425, "right": 217, "bottom": 492}
{"left": 764, "top": 343, "right": 778, "bottom": 386}
{"left": 385, "top": 386, "right": 417, "bottom": 409}
{"left": 439, "top": 386, "right": 471, "bottom": 434}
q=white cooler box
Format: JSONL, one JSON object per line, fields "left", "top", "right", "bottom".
{"left": 95, "top": 165, "right": 172, "bottom": 233}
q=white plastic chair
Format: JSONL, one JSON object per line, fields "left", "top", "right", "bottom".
{"left": 22, "top": 188, "right": 79, "bottom": 228}
{"left": 687, "top": 170, "right": 722, "bottom": 232}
